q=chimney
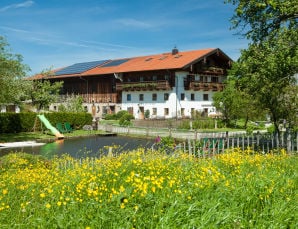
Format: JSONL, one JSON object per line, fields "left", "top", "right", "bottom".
{"left": 172, "top": 46, "right": 179, "bottom": 55}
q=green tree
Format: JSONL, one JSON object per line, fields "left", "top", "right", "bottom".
{"left": 225, "top": 0, "right": 298, "bottom": 133}
{"left": 232, "top": 29, "right": 297, "bottom": 133}
{"left": 213, "top": 78, "right": 264, "bottom": 128}
{"left": 0, "top": 36, "right": 30, "bottom": 104}
{"left": 58, "top": 94, "right": 85, "bottom": 112}
{"left": 30, "top": 79, "right": 63, "bottom": 111}
{"left": 225, "top": 0, "right": 298, "bottom": 42}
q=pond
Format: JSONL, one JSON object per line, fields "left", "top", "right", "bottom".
{"left": 0, "top": 135, "right": 154, "bottom": 158}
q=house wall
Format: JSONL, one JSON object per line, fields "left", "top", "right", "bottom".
{"left": 121, "top": 71, "right": 216, "bottom": 119}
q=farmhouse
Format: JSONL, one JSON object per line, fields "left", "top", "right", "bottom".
{"left": 32, "top": 48, "right": 232, "bottom": 119}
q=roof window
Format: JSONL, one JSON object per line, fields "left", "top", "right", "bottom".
{"left": 159, "top": 56, "right": 168, "bottom": 60}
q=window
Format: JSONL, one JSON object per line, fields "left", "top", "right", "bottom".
{"left": 211, "top": 76, "right": 218, "bottom": 83}
{"left": 127, "top": 94, "right": 131, "bottom": 101}
{"left": 164, "top": 93, "right": 169, "bottom": 101}
{"left": 140, "top": 76, "right": 144, "bottom": 82}
{"left": 139, "top": 94, "right": 144, "bottom": 101}
{"left": 191, "top": 93, "right": 195, "bottom": 101}
{"left": 203, "top": 94, "right": 209, "bottom": 101}
{"left": 181, "top": 108, "right": 185, "bottom": 116}
{"left": 152, "top": 75, "right": 157, "bottom": 81}
{"left": 152, "top": 108, "right": 157, "bottom": 115}
{"left": 181, "top": 93, "right": 185, "bottom": 100}
{"left": 164, "top": 108, "right": 169, "bottom": 115}
{"left": 127, "top": 107, "right": 133, "bottom": 115}
{"left": 152, "top": 93, "right": 157, "bottom": 101}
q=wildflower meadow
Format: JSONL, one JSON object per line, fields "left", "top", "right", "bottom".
{"left": 0, "top": 148, "right": 297, "bottom": 228}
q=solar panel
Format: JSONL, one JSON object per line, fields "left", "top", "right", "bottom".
{"left": 101, "top": 59, "right": 130, "bottom": 67}
{"left": 55, "top": 60, "right": 109, "bottom": 75}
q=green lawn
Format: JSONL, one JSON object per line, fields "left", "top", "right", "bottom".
{"left": 0, "top": 149, "right": 297, "bottom": 228}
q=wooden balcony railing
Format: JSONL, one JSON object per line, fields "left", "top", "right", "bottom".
{"left": 116, "top": 80, "right": 171, "bottom": 91}
{"left": 59, "top": 93, "right": 118, "bottom": 103}
{"left": 187, "top": 82, "right": 224, "bottom": 91}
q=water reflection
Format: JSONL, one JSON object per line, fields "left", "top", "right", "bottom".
{"left": 0, "top": 136, "right": 154, "bottom": 158}
{"left": 39, "top": 139, "right": 64, "bottom": 158}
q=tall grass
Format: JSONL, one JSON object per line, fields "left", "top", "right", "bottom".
{"left": 0, "top": 148, "right": 297, "bottom": 228}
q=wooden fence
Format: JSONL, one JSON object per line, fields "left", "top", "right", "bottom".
{"left": 97, "top": 124, "right": 298, "bottom": 154}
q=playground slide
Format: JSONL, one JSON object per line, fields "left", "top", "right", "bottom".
{"left": 37, "top": 114, "right": 64, "bottom": 139}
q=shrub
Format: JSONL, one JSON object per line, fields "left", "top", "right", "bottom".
{"left": 119, "top": 113, "right": 134, "bottom": 126}
{"left": 105, "top": 110, "right": 132, "bottom": 121}
{"left": 0, "top": 112, "right": 92, "bottom": 133}
{"left": 144, "top": 109, "right": 150, "bottom": 119}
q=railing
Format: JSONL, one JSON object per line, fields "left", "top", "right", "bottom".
{"left": 116, "top": 80, "right": 171, "bottom": 91}
{"left": 187, "top": 82, "right": 224, "bottom": 91}
{"left": 97, "top": 124, "right": 298, "bottom": 154}
{"left": 59, "top": 93, "right": 118, "bottom": 103}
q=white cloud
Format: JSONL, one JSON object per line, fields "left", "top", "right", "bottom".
{"left": 0, "top": 1, "right": 34, "bottom": 12}
{"left": 115, "top": 18, "right": 153, "bottom": 29}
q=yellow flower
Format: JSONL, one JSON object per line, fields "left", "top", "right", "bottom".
{"left": 45, "top": 203, "right": 51, "bottom": 209}
{"left": 2, "top": 189, "right": 8, "bottom": 195}
{"left": 57, "top": 201, "right": 62, "bottom": 206}
{"left": 40, "top": 193, "right": 46, "bottom": 198}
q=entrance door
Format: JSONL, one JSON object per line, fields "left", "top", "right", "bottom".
{"left": 138, "top": 106, "right": 144, "bottom": 119}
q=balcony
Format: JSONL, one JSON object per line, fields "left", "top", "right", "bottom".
{"left": 116, "top": 80, "right": 171, "bottom": 91}
{"left": 59, "top": 93, "right": 118, "bottom": 103}
{"left": 188, "top": 82, "right": 224, "bottom": 91}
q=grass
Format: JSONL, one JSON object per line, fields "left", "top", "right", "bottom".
{"left": 0, "top": 148, "right": 297, "bottom": 228}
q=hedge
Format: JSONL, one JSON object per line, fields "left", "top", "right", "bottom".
{"left": 0, "top": 112, "right": 92, "bottom": 133}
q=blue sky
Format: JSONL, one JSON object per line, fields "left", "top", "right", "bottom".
{"left": 0, "top": 0, "right": 248, "bottom": 75}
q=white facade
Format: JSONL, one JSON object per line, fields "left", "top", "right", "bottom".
{"left": 121, "top": 71, "right": 217, "bottom": 119}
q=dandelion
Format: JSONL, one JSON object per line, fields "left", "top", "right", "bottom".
{"left": 2, "top": 189, "right": 8, "bottom": 195}
{"left": 45, "top": 203, "right": 51, "bottom": 209}
{"left": 40, "top": 193, "right": 46, "bottom": 198}
{"left": 151, "top": 186, "right": 156, "bottom": 193}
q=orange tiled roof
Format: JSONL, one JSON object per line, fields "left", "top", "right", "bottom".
{"left": 83, "top": 48, "right": 216, "bottom": 76}
{"left": 29, "top": 48, "right": 231, "bottom": 79}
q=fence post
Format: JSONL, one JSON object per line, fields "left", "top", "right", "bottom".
{"left": 286, "top": 129, "right": 291, "bottom": 152}
{"left": 226, "top": 131, "right": 229, "bottom": 149}
{"left": 275, "top": 133, "right": 279, "bottom": 150}
{"left": 188, "top": 139, "right": 192, "bottom": 156}
{"left": 296, "top": 132, "right": 298, "bottom": 153}
{"left": 237, "top": 136, "right": 239, "bottom": 148}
